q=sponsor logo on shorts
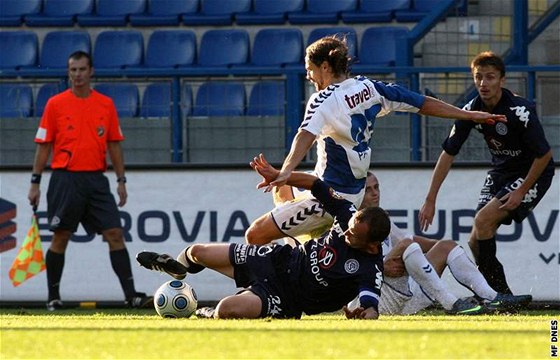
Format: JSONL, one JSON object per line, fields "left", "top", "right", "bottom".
{"left": 234, "top": 244, "right": 248, "bottom": 264}
{"left": 257, "top": 245, "right": 275, "bottom": 257}
{"left": 51, "top": 216, "right": 60, "bottom": 227}
{"left": 328, "top": 188, "right": 343, "bottom": 200}
{"left": 344, "top": 259, "right": 359, "bottom": 274}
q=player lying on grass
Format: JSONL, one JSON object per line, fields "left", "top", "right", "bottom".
{"left": 343, "top": 172, "right": 532, "bottom": 317}
{"left": 138, "top": 154, "right": 391, "bottom": 319}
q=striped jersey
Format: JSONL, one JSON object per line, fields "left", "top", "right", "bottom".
{"left": 301, "top": 76, "right": 425, "bottom": 195}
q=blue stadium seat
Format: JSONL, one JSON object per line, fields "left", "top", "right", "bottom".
{"left": 0, "top": 84, "right": 33, "bottom": 118}
{"left": 0, "top": 31, "right": 38, "bottom": 70}
{"left": 145, "top": 30, "right": 196, "bottom": 68}
{"left": 288, "top": 0, "right": 357, "bottom": 24}
{"left": 247, "top": 81, "right": 285, "bottom": 116}
{"left": 141, "top": 83, "right": 171, "bottom": 118}
{"left": 77, "top": 0, "right": 146, "bottom": 26}
{"left": 0, "top": 0, "right": 41, "bottom": 26}
{"left": 357, "top": 26, "right": 409, "bottom": 66}
{"left": 395, "top": 0, "right": 441, "bottom": 22}
{"left": 193, "top": 82, "right": 245, "bottom": 116}
{"left": 25, "top": 0, "right": 94, "bottom": 27}
{"left": 182, "top": 83, "right": 193, "bottom": 116}
{"left": 95, "top": 83, "right": 139, "bottom": 117}
{"left": 198, "top": 29, "right": 249, "bottom": 67}
{"left": 250, "top": 28, "right": 303, "bottom": 67}
{"left": 307, "top": 27, "right": 357, "bottom": 59}
{"left": 341, "top": 0, "right": 410, "bottom": 23}
{"left": 93, "top": 31, "right": 144, "bottom": 69}
{"left": 40, "top": 31, "right": 91, "bottom": 69}
{"left": 236, "top": 0, "right": 303, "bottom": 25}
{"left": 182, "top": 0, "right": 250, "bottom": 26}
{"left": 36, "top": 83, "right": 63, "bottom": 117}
{"left": 129, "top": 0, "right": 198, "bottom": 26}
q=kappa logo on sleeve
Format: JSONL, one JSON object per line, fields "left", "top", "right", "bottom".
{"left": 510, "top": 106, "right": 530, "bottom": 127}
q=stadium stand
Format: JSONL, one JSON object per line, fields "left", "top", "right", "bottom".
{"left": 94, "top": 83, "right": 139, "bottom": 117}
{"left": 246, "top": 81, "right": 285, "bottom": 116}
{"left": 25, "top": 0, "right": 94, "bottom": 27}
{"left": 192, "top": 82, "right": 245, "bottom": 116}
{"left": 307, "top": 26, "right": 357, "bottom": 58}
{"left": 35, "top": 82, "right": 62, "bottom": 117}
{"left": 182, "top": 0, "right": 250, "bottom": 26}
{"left": 129, "top": 0, "right": 198, "bottom": 26}
{"left": 0, "top": 31, "right": 38, "bottom": 71}
{"left": 235, "top": 0, "right": 304, "bottom": 25}
{"left": 140, "top": 82, "right": 171, "bottom": 118}
{"left": 341, "top": 0, "right": 410, "bottom": 23}
{"left": 247, "top": 28, "right": 303, "bottom": 67}
{"left": 77, "top": 0, "right": 146, "bottom": 26}
{"left": 0, "top": 83, "right": 33, "bottom": 118}
{"left": 93, "top": 30, "right": 144, "bottom": 69}
{"left": 145, "top": 30, "right": 196, "bottom": 68}
{"left": 288, "top": 0, "right": 357, "bottom": 24}
{"left": 395, "top": 0, "right": 446, "bottom": 22}
{"left": 0, "top": 0, "right": 41, "bottom": 26}
{"left": 40, "top": 31, "right": 91, "bottom": 69}
{"left": 198, "top": 29, "right": 250, "bottom": 67}
{"left": 355, "top": 26, "right": 409, "bottom": 67}
{"left": 181, "top": 83, "right": 193, "bottom": 116}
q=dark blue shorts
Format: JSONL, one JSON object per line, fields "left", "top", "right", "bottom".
{"left": 477, "top": 170, "right": 554, "bottom": 225}
{"left": 47, "top": 170, "right": 122, "bottom": 234}
{"left": 229, "top": 243, "right": 301, "bottom": 319}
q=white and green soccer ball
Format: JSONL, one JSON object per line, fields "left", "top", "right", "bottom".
{"left": 153, "top": 280, "right": 198, "bottom": 318}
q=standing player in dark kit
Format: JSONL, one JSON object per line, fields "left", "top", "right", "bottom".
{"left": 138, "top": 154, "right": 389, "bottom": 319}
{"left": 419, "top": 51, "right": 555, "bottom": 294}
{"left": 28, "top": 51, "right": 151, "bottom": 310}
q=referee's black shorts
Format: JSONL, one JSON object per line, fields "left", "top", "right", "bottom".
{"left": 47, "top": 170, "right": 122, "bottom": 234}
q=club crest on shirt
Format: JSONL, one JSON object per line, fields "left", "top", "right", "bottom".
{"left": 97, "top": 126, "right": 105, "bottom": 137}
{"left": 344, "top": 259, "right": 359, "bottom": 274}
{"left": 329, "top": 188, "right": 343, "bottom": 200}
{"left": 495, "top": 122, "right": 508, "bottom": 135}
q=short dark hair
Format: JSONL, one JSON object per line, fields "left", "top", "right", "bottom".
{"left": 306, "top": 36, "right": 351, "bottom": 77}
{"left": 355, "top": 206, "right": 390, "bottom": 243}
{"left": 68, "top": 50, "right": 93, "bottom": 68}
{"left": 471, "top": 51, "right": 505, "bottom": 77}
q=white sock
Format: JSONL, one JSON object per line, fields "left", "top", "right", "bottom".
{"left": 447, "top": 246, "right": 498, "bottom": 300}
{"left": 403, "top": 242, "right": 457, "bottom": 310}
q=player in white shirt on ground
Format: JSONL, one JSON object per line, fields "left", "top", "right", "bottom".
{"left": 344, "top": 172, "right": 532, "bottom": 317}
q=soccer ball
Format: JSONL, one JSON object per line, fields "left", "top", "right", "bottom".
{"left": 153, "top": 280, "right": 198, "bottom": 318}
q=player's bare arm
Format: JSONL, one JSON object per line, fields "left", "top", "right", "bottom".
{"left": 419, "top": 151, "right": 455, "bottom": 231}
{"left": 419, "top": 96, "right": 507, "bottom": 125}
{"left": 108, "top": 141, "right": 127, "bottom": 207}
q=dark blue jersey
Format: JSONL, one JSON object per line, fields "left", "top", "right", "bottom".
{"left": 442, "top": 88, "right": 554, "bottom": 174}
{"left": 287, "top": 180, "right": 384, "bottom": 315}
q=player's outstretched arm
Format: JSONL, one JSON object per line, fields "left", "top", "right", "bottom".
{"left": 419, "top": 96, "right": 506, "bottom": 125}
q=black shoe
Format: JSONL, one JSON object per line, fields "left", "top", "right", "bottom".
{"left": 136, "top": 251, "right": 188, "bottom": 280}
{"left": 446, "top": 297, "right": 491, "bottom": 315}
{"left": 127, "top": 292, "right": 154, "bottom": 309}
{"left": 195, "top": 307, "right": 216, "bottom": 319}
{"left": 488, "top": 293, "right": 532, "bottom": 312}
{"left": 46, "top": 299, "right": 64, "bottom": 311}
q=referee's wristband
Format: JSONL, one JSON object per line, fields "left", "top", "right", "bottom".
{"left": 31, "top": 173, "right": 42, "bottom": 184}
{"left": 117, "top": 176, "right": 127, "bottom": 184}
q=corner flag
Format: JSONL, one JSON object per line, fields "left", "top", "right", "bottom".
{"left": 9, "top": 214, "right": 46, "bottom": 287}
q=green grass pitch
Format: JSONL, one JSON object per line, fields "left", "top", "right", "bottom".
{"left": 1, "top": 308, "right": 558, "bottom": 359}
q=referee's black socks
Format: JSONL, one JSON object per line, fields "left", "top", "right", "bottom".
{"left": 46, "top": 250, "right": 65, "bottom": 302}
{"left": 110, "top": 248, "right": 137, "bottom": 298}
